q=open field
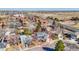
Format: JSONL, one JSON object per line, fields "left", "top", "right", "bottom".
{"left": 27, "top": 12, "right": 79, "bottom": 20}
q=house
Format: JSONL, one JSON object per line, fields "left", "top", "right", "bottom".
{"left": 40, "top": 19, "right": 48, "bottom": 27}
{"left": 58, "top": 32, "right": 63, "bottom": 40}
{"left": 75, "top": 32, "right": 79, "bottom": 39}
{"left": 36, "top": 32, "right": 48, "bottom": 41}
{"left": 19, "top": 35, "right": 32, "bottom": 48}
{"left": 13, "top": 14, "right": 25, "bottom": 18}
{"left": 57, "top": 26, "right": 64, "bottom": 40}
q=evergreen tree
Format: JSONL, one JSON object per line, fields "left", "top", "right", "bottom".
{"left": 55, "top": 40, "right": 65, "bottom": 51}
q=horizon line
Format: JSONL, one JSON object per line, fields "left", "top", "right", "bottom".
{"left": 0, "top": 8, "right": 79, "bottom": 11}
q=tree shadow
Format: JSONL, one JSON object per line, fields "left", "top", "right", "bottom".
{"left": 42, "top": 47, "right": 55, "bottom": 51}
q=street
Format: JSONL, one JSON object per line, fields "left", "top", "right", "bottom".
{"left": 25, "top": 40, "right": 79, "bottom": 51}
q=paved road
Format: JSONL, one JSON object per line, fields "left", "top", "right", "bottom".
{"left": 0, "top": 40, "right": 79, "bottom": 51}
{"left": 26, "top": 40, "right": 79, "bottom": 51}
{"left": 26, "top": 42, "right": 56, "bottom": 51}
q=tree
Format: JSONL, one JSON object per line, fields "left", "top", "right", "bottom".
{"left": 0, "top": 17, "right": 3, "bottom": 21}
{"left": 55, "top": 40, "right": 65, "bottom": 51}
{"left": 35, "top": 20, "right": 41, "bottom": 32}
{"left": 70, "top": 17, "right": 79, "bottom": 24}
{"left": 23, "top": 28, "right": 32, "bottom": 35}
{"left": 16, "top": 28, "right": 32, "bottom": 35}
{"left": 54, "top": 18, "right": 59, "bottom": 22}
{"left": 46, "top": 16, "right": 53, "bottom": 20}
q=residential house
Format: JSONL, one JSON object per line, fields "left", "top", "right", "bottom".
{"left": 36, "top": 32, "right": 48, "bottom": 41}
{"left": 40, "top": 19, "right": 48, "bottom": 27}
{"left": 19, "top": 35, "right": 32, "bottom": 48}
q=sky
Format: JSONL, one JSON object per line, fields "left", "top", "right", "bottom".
{"left": 0, "top": 8, "right": 79, "bottom": 11}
